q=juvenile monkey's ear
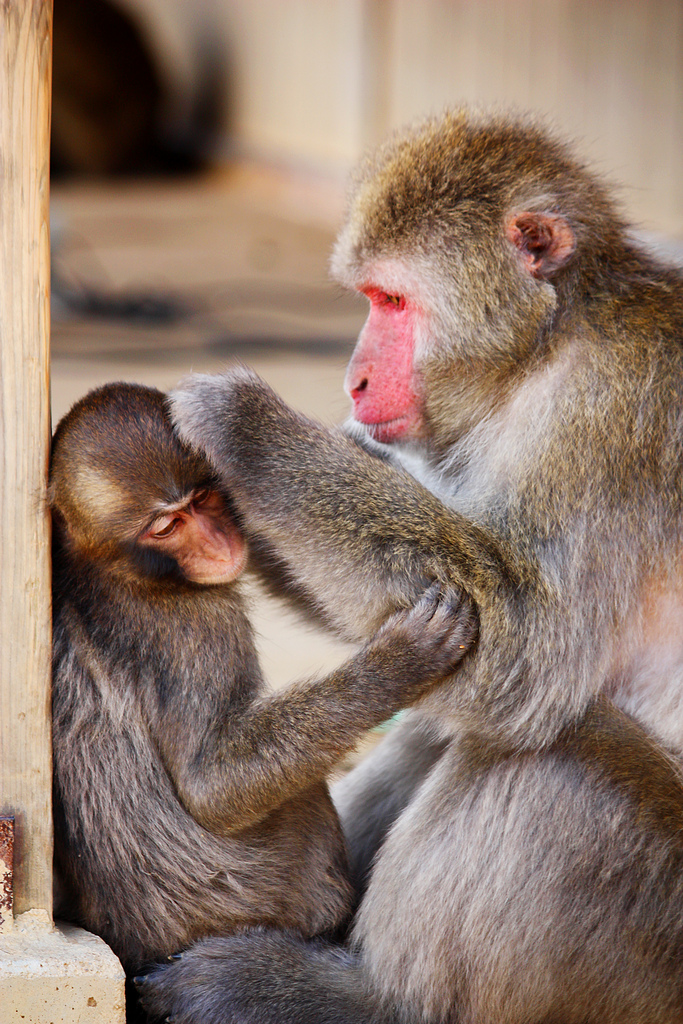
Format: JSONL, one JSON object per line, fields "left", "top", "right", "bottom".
{"left": 505, "top": 211, "right": 576, "bottom": 279}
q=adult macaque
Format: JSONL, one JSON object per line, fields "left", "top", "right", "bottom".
{"left": 50, "top": 382, "right": 475, "bottom": 980}
{"left": 139, "top": 109, "right": 683, "bottom": 1024}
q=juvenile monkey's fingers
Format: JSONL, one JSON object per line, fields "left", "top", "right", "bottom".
{"left": 410, "top": 583, "right": 472, "bottom": 630}
{"left": 411, "top": 584, "right": 478, "bottom": 670}
{"left": 441, "top": 590, "right": 479, "bottom": 659}
{"left": 436, "top": 586, "right": 477, "bottom": 639}
{"left": 409, "top": 580, "right": 443, "bottom": 621}
{"left": 359, "top": 584, "right": 477, "bottom": 702}
{"left": 385, "top": 583, "right": 477, "bottom": 658}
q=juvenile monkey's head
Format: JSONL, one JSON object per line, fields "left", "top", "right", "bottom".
{"left": 50, "top": 383, "right": 247, "bottom": 585}
{"left": 332, "top": 108, "right": 626, "bottom": 450}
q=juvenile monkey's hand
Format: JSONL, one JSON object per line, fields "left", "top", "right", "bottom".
{"left": 360, "top": 583, "right": 478, "bottom": 700}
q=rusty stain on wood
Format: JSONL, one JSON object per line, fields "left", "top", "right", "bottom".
{"left": 0, "top": 815, "right": 14, "bottom": 931}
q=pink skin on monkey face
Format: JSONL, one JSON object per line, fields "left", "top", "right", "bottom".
{"left": 343, "top": 213, "right": 576, "bottom": 446}
{"left": 344, "top": 287, "right": 424, "bottom": 445}
{"left": 138, "top": 488, "right": 247, "bottom": 585}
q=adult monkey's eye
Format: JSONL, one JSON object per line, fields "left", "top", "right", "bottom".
{"left": 385, "top": 294, "right": 405, "bottom": 309}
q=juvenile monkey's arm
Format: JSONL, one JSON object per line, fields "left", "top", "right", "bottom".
{"left": 169, "top": 371, "right": 596, "bottom": 752}
{"left": 169, "top": 369, "right": 525, "bottom": 642}
{"left": 149, "top": 585, "right": 476, "bottom": 835}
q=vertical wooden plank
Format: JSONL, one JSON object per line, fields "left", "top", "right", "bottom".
{"left": 0, "top": 0, "right": 53, "bottom": 916}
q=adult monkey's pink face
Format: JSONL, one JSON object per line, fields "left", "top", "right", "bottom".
{"left": 343, "top": 281, "right": 424, "bottom": 446}
{"left": 339, "top": 207, "right": 575, "bottom": 450}
{"left": 334, "top": 112, "right": 578, "bottom": 452}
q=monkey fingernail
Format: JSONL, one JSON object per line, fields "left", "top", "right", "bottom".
{"left": 168, "top": 952, "right": 183, "bottom": 961}
{"left": 133, "top": 975, "right": 148, "bottom": 989}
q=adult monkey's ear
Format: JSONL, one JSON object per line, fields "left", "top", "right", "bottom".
{"left": 505, "top": 211, "right": 576, "bottom": 279}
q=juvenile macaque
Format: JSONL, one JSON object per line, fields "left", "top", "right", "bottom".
{"left": 139, "top": 109, "right": 683, "bottom": 1024}
{"left": 49, "top": 382, "right": 475, "bottom": 980}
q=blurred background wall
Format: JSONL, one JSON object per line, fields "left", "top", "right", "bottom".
{"left": 53, "top": 0, "right": 683, "bottom": 237}
{"left": 89, "top": 0, "right": 683, "bottom": 237}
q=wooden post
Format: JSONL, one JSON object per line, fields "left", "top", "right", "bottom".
{"left": 0, "top": 9, "right": 126, "bottom": 1018}
{"left": 0, "top": 0, "right": 53, "bottom": 918}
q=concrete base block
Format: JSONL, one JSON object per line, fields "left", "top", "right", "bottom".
{"left": 0, "top": 911, "right": 125, "bottom": 1023}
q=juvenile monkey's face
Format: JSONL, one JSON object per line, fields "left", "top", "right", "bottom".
{"left": 137, "top": 485, "right": 247, "bottom": 586}
{"left": 50, "top": 382, "right": 248, "bottom": 587}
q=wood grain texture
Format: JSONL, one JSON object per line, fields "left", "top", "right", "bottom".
{"left": 0, "top": 0, "right": 53, "bottom": 916}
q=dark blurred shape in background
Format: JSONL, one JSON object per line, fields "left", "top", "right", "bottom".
{"left": 51, "top": 0, "right": 221, "bottom": 176}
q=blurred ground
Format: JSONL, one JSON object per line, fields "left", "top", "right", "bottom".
{"left": 51, "top": 168, "right": 381, "bottom": 771}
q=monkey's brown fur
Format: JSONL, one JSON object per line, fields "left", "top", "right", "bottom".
{"left": 138, "top": 109, "right": 683, "bottom": 1024}
{"left": 50, "top": 382, "right": 476, "bottom": 978}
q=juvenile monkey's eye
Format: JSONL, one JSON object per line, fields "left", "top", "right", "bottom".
{"left": 149, "top": 517, "right": 180, "bottom": 539}
{"left": 193, "top": 488, "right": 211, "bottom": 506}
